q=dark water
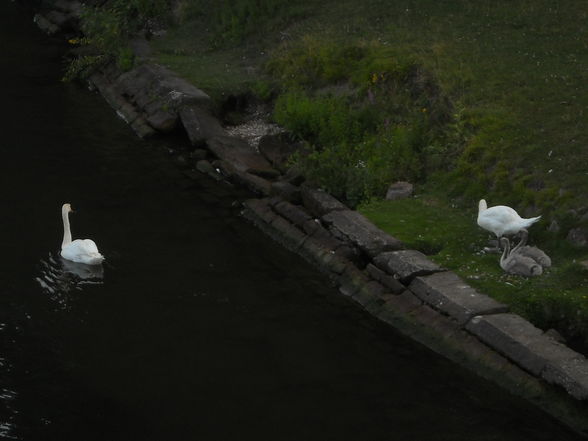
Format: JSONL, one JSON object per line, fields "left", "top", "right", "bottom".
{"left": 0, "top": 3, "right": 584, "bottom": 440}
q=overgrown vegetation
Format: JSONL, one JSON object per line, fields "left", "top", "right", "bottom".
{"left": 64, "top": 0, "right": 169, "bottom": 81}
{"left": 267, "top": 38, "right": 456, "bottom": 205}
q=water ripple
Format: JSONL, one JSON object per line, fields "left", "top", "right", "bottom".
{"left": 35, "top": 253, "right": 104, "bottom": 309}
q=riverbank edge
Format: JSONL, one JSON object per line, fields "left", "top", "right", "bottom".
{"left": 33, "top": 3, "right": 588, "bottom": 436}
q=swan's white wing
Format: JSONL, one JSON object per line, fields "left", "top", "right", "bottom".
{"left": 81, "top": 239, "right": 100, "bottom": 254}
{"left": 61, "top": 239, "right": 104, "bottom": 264}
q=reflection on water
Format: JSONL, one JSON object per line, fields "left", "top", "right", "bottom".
{"left": 0, "top": 383, "right": 17, "bottom": 440}
{"left": 35, "top": 253, "right": 104, "bottom": 307}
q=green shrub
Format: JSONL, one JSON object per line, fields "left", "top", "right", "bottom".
{"left": 268, "top": 38, "right": 451, "bottom": 206}
{"left": 64, "top": 0, "right": 169, "bottom": 80}
{"left": 294, "top": 125, "right": 426, "bottom": 207}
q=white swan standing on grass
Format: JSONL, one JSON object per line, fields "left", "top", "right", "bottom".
{"left": 60, "top": 203, "right": 105, "bottom": 265}
{"left": 477, "top": 199, "right": 541, "bottom": 238}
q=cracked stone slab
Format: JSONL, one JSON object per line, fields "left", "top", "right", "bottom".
{"left": 366, "top": 263, "right": 406, "bottom": 294}
{"left": 409, "top": 272, "right": 509, "bottom": 325}
{"left": 542, "top": 355, "right": 588, "bottom": 400}
{"left": 301, "top": 187, "right": 348, "bottom": 217}
{"left": 242, "top": 199, "right": 277, "bottom": 225}
{"left": 179, "top": 106, "right": 227, "bottom": 145}
{"left": 322, "top": 210, "right": 404, "bottom": 258}
{"left": 466, "top": 314, "right": 547, "bottom": 375}
{"left": 208, "top": 136, "right": 279, "bottom": 178}
{"left": 466, "top": 313, "right": 588, "bottom": 399}
{"left": 273, "top": 201, "right": 312, "bottom": 228}
{"left": 373, "top": 250, "right": 443, "bottom": 283}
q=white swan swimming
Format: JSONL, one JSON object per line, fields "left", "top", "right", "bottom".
{"left": 477, "top": 199, "right": 541, "bottom": 238}
{"left": 499, "top": 237, "right": 543, "bottom": 277}
{"left": 60, "top": 203, "right": 105, "bottom": 265}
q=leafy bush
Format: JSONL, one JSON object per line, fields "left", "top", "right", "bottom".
{"left": 268, "top": 39, "right": 453, "bottom": 206}
{"left": 64, "top": 0, "right": 170, "bottom": 80}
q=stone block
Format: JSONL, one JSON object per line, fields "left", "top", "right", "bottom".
{"left": 196, "top": 160, "right": 215, "bottom": 175}
{"left": 130, "top": 120, "right": 156, "bottom": 138}
{"left": 466, "top": 314, "right": 546, "bottom": 375}
{"left": 466, "top": 313, "right": 588, "bottom": 399}
{"left": 207, "top": 136, "right": 279, "bottom": 178}
{"left": 373, "top": 250, "right": 443, "bottom": 283}
{"left": 322, "top": 210, "right": 404, "bottom": 258}
{"left": 542, "top": 356, "right": 588, "bottom": 400}
{"left": 300, "top": 187, "right": 347, "bottom": 217}
{"left": 385, "top": 181, "right": 414, "bottom": 200}
{"left": 179, "top": 106, "right": 227, "bottom": 145}
{"left": 270, "top": 181, "right": 301, "bottom": 204}
{"left": 382, "top": 290, "right": 423, "bottom": 315}
{"left": 273, "top": 201, "right": 312, "bottom": 228}
{"left": 409, "top": 272, "right": 509, "bottom": 325}
{"left": 233, "top": 171, "right": 272, "bottom": 196}
{"left": 242, "top": 199, "right": 277, "bottom": 225}
{"left": 337, "top": 264, "right": 370, "bottom": 298}
{"left": 269, "top": 216, "right": 307, "bottom": 251}
{"left": 146, "top": 110, "right": 178, "bottom": 132}
{"left": 352, "top": 280, "right": 387, "bottom": 308}
{"left": 365, "top": 263, "right": 405, "bottom": 294}
{"left": 376, "top": 291, "right": 423, "bottom": 326}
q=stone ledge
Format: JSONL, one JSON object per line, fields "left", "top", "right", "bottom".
{"left": 466, "top": 313, "right": 551, "bottom": 375}
{"left": 208, "top": 136, "right": 279, "bottom": 179}
{"left": 466, "top": 314, "right": 588, "bottom": 400}
{"left": 300, "top": 187, "right": 347, "bottom": 217}
{"left": 365, "top": 263, "right": 405, "bottom": 294}
{"left": 179, "top": 106, "right": 227, "bottom": 145}
{"left": 409, "top": 272, "right": 509, "bottom": 325}
{"left": 322, "top": 210, "right": 404, "bottom": 258}
{"left": 374, "top": 250, "right": 443, "bottom": 284}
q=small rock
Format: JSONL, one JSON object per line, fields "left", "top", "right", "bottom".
{"left": 196, "top": 160, "right": 215, "bottom": 175}
{"left": 385, "top": 181, "right": 413, "bottom": 201}
{"left": 544, "top": 328, "right": 566, "bottom": 343}
{"left": 548, "top": 220, "right": 560, "bottom": 233}
{"left": 567, "top": 228, "right": 588, "bottom": 247}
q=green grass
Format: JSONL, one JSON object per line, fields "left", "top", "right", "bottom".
{"left": 146, "top": 1, "right": 588, "bottom": 344}
{"left": 359, "top": 197, "right": 588, "bottom": 348}
{"left": 152, "top": 0, "right": 588, "bottom": 216}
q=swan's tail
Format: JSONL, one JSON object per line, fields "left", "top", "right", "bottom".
{"left": 478, "top": 199, "right": 487, "bottom": 213}
{"left": 87, "top": 254, "right": 105, "bottom": 265}
{"left": 521, "top": 216, "right": 541, "bottom": 229}
{"left": 522, "top": 215, "right": 541, "bottom": 229}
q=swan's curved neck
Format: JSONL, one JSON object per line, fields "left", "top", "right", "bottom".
{"left": 500, "top": 238, "right": 510, "bottom": 265}
{"left": 512, "top": 230, "right": 528, "bottom": 254}
{"left": 62, "top": 208, "right": 72, "bottom": 249}
{"left": 478, "top": 199, "right": 487, "bottom": 214}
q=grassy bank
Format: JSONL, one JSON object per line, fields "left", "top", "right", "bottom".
{"left": 359, "top": 197, "right": 588, "bottom": 350}
{"left": 68, "top": 0, "right": 588, "bottom": 345}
